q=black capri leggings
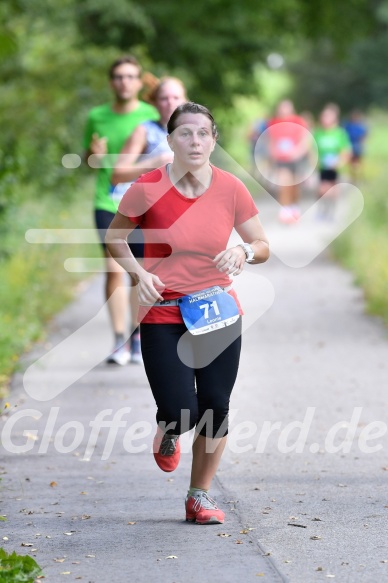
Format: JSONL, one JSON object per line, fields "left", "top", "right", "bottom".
{"left": 140, "top": 319, "right": 242, "bottom": 438}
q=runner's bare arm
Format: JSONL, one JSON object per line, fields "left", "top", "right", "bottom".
{"left": 111, "top": 126, "right": 148, "bottom": 184}
{"left": 105, "top": 212, "right": 165, "bottom": 303}
{"left": 112, "top": 126, "right": 173, "bottom": 185}
{"left": 84, "top": 133, "right": 108, "bottom": 165}
{"left": 234, "top": 214, "right": 269, "bottom": 264}
{"left": 214, "top": 215, "right": 269, "bottom": 276}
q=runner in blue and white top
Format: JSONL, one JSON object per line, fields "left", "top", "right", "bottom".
{"left": 111, "top": 77, "right": 188, "bottom": 187}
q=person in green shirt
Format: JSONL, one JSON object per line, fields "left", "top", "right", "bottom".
{"left": 313, "top": 103, "right": 352, "bottom": 218}
{"left": 84, "top": 55, "right": 159, "bottom": 365}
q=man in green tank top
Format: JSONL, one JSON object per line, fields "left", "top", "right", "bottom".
{"left": 84, "top": 56, "right": 159, "bottom": 365}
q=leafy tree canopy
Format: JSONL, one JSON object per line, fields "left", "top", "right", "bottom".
{"left": 75, "top": 0, "right": 376, "bottom": 107}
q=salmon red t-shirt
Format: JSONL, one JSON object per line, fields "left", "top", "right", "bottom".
{"left": 118, "top": 164, "right": 259, "bottom": 324}
{"left": 267, "top": 115, "right": 308, "bottom": 162}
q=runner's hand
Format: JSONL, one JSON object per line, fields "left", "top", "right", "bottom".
{"left": 90, "top": 133, "right": 108, "bottom": 156}
{"left": 136, "top": 272, "right": 165, "bottom": 305}
{"left": 213, "top": 247, "right": 246, "bottom": 276}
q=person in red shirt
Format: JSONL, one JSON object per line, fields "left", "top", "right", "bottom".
{"left": 267, "top": 99, "right": 311, "bottom": 223}
{"left": 105, "top": 102, "right": 269, "bottom": 525}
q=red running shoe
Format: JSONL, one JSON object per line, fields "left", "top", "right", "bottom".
{"left": 185, "top": 491, "right": 225, "bottom": 525}
{"left": 153, "top": 429, "right": 180, "bottom": 473}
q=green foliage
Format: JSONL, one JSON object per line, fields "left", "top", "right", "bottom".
{"left": 288, "top": 1, "right": 388, "bottom": 113}
{"left": 289, "top": 36, "right": 388, "bottom": 114}
{"left": 332, "top": 114, "right": 388, "bottom": 324}
{"left": 75, "top": 0, "right": 377, "bottom": 108}
{"left": 0, "top": 548, "right": 43, "bottom": 583}
{"left": 0, "top": 0, "right": 115, "bottom": 229}
{"left": 77, "top": 0, "right": 373, "bottom": 108}
{"left": 296, "top": 0, "right": 375, "bottom": 53}
{"left": 0, "top": 184, "right": 100, "bottom": 391}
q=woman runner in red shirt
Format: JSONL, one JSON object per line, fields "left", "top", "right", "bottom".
{"left": 105, "top": 102, "right": 269, "bottom": 525}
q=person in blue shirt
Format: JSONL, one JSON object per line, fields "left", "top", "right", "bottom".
{"left": 343, "top": 109, "right": 368, "bottom": 183}
{"left": 247, "top": 118, "right": 269, "bottom": 179}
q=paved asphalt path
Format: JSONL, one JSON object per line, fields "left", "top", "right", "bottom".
{"left": 1, "top": 190, "right": 387, "bottom": 583}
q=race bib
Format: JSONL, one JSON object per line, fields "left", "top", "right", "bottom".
{"left": 277, "top": 137, "right": 294, "bottom": 153}
{"left": 178, "top": 286, "right": 240, "bottom": 335}
{"left": 322, "top": 153, "right": 339, "bottom": 169}
{"left": 109, "top": 182, "right": 133, "bottom": 204}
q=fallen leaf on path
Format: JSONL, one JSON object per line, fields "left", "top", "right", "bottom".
{"left": 310, "top": 535, "right": 322, "bottom": 540}
{"left": 288, "top": 523, "right": 307, "bottom": 528}
{"left": 217, "top": 533, "right": 231, "bottom": 537}
{"left": 21, "top": 542, "right": 34, "bottom": 547}
{"left": 54, "top": 558, "right": 65, "bottom": 563}
{"left": 85, "top": 555, "right": 95, "bottom": 558}
{"left": 312, "top": 517, "right": 322, "bottom": 521}
{"left": 316, "top": 567, "right": 324, "bottom": 571}
{"left": 235, "top": 540, "right": 243, "bottom": 544}
{"left": 127, "top": 522, "right": 136, "bottom": 525}
{"left": 165, "top": 555, "right": 178, "bottom": 559}
{"left": 50, "top": 482, "right": 58, "bottom": 488}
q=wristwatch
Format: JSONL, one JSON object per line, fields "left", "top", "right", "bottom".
{"left": 238, "top": 243, "right": 255, "bottom": 263}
